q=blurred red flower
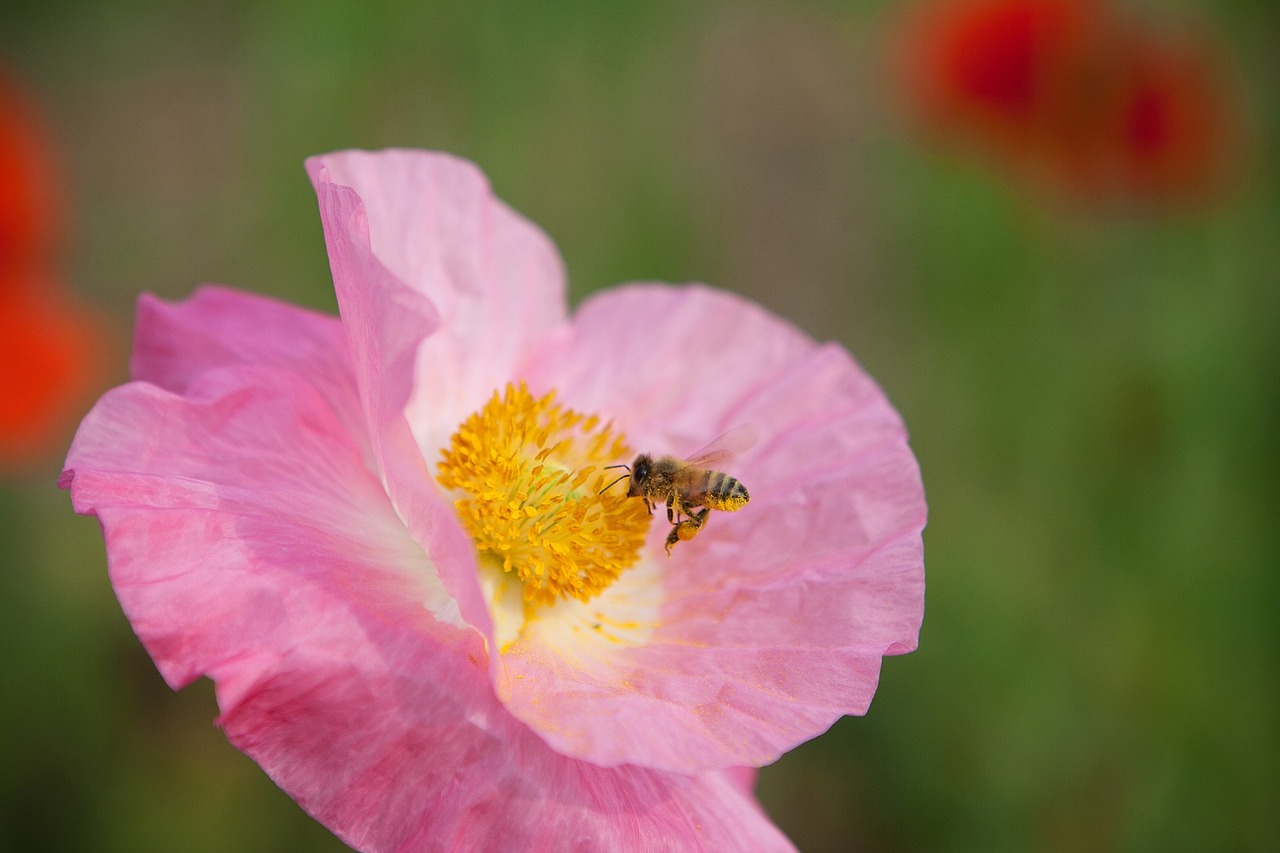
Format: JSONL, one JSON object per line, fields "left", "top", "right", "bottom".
{"left": 891, "top": 0, "right": 1244, "bottom": 208}
{"left": 0, "top": 75, "right": 62, "bottom": 277}
{"left": 0, "top": 285, "right": 106, "bottom": 462}
{"left": 1101, "top": 26, "right": 1241, "bottom": 205}
{"left": 0, "top": 69, "right": 108, "bottom": 467}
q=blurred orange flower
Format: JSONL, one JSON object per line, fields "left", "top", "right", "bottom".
{"left": 891, "top": 0, "right": 1245, "bottom": 208}
{"left": 0, "top": 70, "right": 108, "bottom": 468}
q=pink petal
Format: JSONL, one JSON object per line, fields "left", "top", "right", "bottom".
{"left": 308, "top": 160, "right": 492, "bottom": 639}
{"left": 521, "top": 283, "right": 816, "bottom": 452}
{"left": 222, "top": 633, "right": 796, "bottom": 852}
{"left": 130, "top": 285, "right": 371, "bottom": 464}
{"left": 61, "top": 363, "right": 793, "bottom": 852}
{"left": 509, "top": 284, "right": 926, "bottom": 773}
{"left": 62, "top": 364, "right": 459, "bottom": 687}
{"left": 306, "top": 149, "right": 568, "bottom": 458}
{"left": 723, "top": 766, "right": 761, "bottom": 795}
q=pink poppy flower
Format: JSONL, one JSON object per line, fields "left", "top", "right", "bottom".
{"left": 62, "top": 149, "right": 925, "bottom": 850}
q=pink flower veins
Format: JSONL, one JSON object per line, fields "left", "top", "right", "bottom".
{"left": 62, "top": 149, "right": 925, "bottom": 851}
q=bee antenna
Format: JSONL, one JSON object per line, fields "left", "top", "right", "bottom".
{"left": 599, "top": 472, "right": 631, "bottom": 496}
{"left": 603, "top": 464, "right": 631, "bottom": 471}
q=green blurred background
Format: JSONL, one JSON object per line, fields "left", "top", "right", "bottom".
{"left": 3, "top": 1, "right": 1277, "bottom": 850}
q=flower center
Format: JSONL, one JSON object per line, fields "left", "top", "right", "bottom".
{"left": 437, "top": 383, "right": 651, "bottom": 607}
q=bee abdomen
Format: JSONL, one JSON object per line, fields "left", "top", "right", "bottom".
{"left": 704, "top": 472, "right": 749, "bottom": 512}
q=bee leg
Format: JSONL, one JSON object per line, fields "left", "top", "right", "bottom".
{"left": 664, "top": 508, "right": 710, "bottom": 556}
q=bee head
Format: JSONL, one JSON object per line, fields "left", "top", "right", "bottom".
{"left": 628, "top": 454, "right": 652, "bottom": 496}
{"left": 599, "top": 458, "right": 636, "bottom": 497}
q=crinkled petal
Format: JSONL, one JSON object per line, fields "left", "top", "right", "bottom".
{"left": 221, "top": 631, "right": 795, "bottom": 852}
{"left": 308, "top": 160, "right": 491, "bottom": 638}
{"left": 130, "top": 285, "right": 371, "bottom": 465}
{"left": 306, "top": 149, "right": 568, "bottom": 460}
{"left": 522, "top": 284, "right": 816, "bottom": 452}
{"left": 60, "top": 364, "right": 792, "bottom": 853}
{"left": 62, "top": 364, "right": 463, "bottom": 680}
{"left": 509, "top": 284, "right": 926, "bottom": 773}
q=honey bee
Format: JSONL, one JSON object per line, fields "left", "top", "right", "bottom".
{"left": 601, "top": 425, "right": 755, "bottom": 555}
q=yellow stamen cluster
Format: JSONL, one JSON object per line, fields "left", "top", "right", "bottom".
{"left": 437, "top": 383, "right": 651, "bottom": 607}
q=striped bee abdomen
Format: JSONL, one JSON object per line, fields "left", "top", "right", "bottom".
{"left": 702, "top": 471, "right": 749, "bottom": 512}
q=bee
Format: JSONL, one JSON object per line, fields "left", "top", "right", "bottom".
{"left": 600, "top": 425, "right": 755, "bottom": 555}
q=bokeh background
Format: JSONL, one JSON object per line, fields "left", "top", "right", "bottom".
{"left": 2, "top": 1, "right": 1276, "bottom": 850}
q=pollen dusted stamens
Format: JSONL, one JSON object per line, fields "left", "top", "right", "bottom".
{"left": 437, "top": 383, "right": 651, "bottom": 607}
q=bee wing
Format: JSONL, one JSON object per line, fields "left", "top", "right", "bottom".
{"left": 684, "top": 424, "right": 758, "bottom": 468}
